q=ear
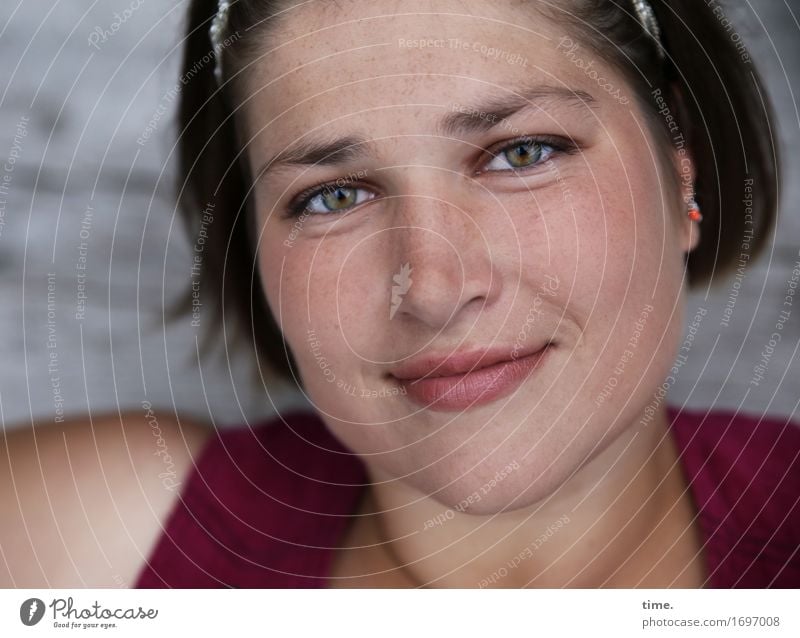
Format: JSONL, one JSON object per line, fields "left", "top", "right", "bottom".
{"left": 670, "top": 146, "right": 701, "bottom": 255}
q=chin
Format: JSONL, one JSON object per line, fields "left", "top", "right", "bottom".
{"left": 381, "top": 431, "right": 585, "bottom": 514}
{"left": 422, "top": 406, "right": 631, "bottom": 509}
{"left": 408, "top": 461, "right": 569, "bottom": 517}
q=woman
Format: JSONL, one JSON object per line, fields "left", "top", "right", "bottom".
{"left": 3, "top": 0, "right": 798, "bottom": 588}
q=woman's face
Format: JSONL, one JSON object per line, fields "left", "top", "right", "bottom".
{"left": 244, "top": 0, "right": 699, "bottom": 512}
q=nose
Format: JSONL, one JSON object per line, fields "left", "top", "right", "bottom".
{"left": 389, "top": 191, "right": 501, "bottom": 330}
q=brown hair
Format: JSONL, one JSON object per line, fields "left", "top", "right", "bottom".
{"left": 176, "top": 0, "right": 779, "bottom": 382}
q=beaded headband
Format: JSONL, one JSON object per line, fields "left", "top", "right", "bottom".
{"left": 631, "top": 0, "right": 665, "bottom": 60}
{"left": 208, "top": 0, "right": 665, "bottom": 85}
{"left": 210, "top": 0, "right": 231, "bottom": 84}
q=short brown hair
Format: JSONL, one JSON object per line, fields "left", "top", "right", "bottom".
{"left": 176, "top": 0, "right": 779, "bottom": 382}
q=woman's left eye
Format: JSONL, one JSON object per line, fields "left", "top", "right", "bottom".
{"left": 286, "top": 183, "right": 376, "bottom": 217}
{"left": 481, "top": 137, "right": 561, "bottom": 173}
{"left": 283, "top": 136, "right": 574, "bottom": 218}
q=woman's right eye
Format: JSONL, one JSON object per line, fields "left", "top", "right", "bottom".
{"left": 286, "top": 183, "right": 376, "bottom": 217}
{"left": 285, "top": 133, "right": 575, "bottom": 219}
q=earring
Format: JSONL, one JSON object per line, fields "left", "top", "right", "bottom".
{"left": 687, "top": 198, "right": 702, "bottom": 222}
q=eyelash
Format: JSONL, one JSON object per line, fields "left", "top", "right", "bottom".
{"left": 283, "top": 134, "right": 577, "bottom": 218}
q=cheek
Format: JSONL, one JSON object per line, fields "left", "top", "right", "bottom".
{"left": 509, "top": 154, "right": 686, "bottom": 405}
{"left": 257, "top": 233, "right": 384, "bottom": 402}
{"left": 554, "top": 159, "right": 686, "bottom": 416}
{"left": 258, "top": 239, "right": 334, "bottom": 366}
{"left": 534, "top": 148, "right": 684, "bottom": 317}
{"left": 505, "top": 150, "right": 681, "bottom": 292}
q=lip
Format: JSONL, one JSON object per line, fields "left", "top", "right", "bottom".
{"left": 390, "top": 343, "right": 552, "bottom": 411}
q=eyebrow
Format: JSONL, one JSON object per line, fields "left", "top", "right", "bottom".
{"left": 254, "top": 83, "right": 596, "bottom": 182}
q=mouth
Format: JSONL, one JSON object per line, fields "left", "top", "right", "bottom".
{"left": 389, "top": 343, "right": 553, "bottom": 412}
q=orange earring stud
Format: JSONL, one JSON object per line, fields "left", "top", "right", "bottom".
{"left": 687, "top": 198, "right": 702, "bottom": 222}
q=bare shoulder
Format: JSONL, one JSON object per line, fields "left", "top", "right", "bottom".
{"left": 0, "top": 410, "right": 212, "bottom": 587}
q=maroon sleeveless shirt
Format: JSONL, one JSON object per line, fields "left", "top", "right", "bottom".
{"left": 135, "top": 406, "right": 800, "bottom": 587}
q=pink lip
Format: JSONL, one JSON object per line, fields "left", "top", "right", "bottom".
{"left": 391, "top": 344, "right": 552, "bottom": 411}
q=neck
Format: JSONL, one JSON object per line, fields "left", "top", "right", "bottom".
{"left": 357, "top": 405, "right": 706, "bottom": 588}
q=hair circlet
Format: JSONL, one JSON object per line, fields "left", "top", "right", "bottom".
{"left": 208, "top": 0, "right": 666, "bottom": 84}
{"left": 210, "top": 0, "right": 231, "bottom": 85}
{"left": 631, "top": 0, "right": 666, "bottom": 60}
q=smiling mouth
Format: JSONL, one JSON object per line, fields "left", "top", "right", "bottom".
{"left": 390, "top": 343, "right": 553, "bottom": 412}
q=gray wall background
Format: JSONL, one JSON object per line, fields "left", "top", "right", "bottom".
{"left": 0, "top": 1, "right": 797, "bottom": 431}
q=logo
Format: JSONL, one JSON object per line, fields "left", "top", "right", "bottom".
{"left": 389, "top": 262, "right": 413, "bottom": 319}
{"left": 20, "top": 598, "right": 45, "bottom": 626}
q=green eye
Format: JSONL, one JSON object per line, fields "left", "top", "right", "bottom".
{"left": 485, "top": 139, "right": 552, "bottom": 171}
{"left": 507, "top": 141, "right": 543, "bottom": 167}
{"left": 320, "top": 186, "right": 358, "bottom": 211}
{"left": 289, "top": 184, "right": 376, "bottom": 217}
{"left": 284, "top": 136, "right": 574, "bottom": 219}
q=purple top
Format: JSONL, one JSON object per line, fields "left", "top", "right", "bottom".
{"left": 135, "top": 406, "right": 800, "bottom": 588}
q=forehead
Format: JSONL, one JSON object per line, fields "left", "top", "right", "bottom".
{"left": 239, "top": 0, "right": 613, "bottom": 163}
